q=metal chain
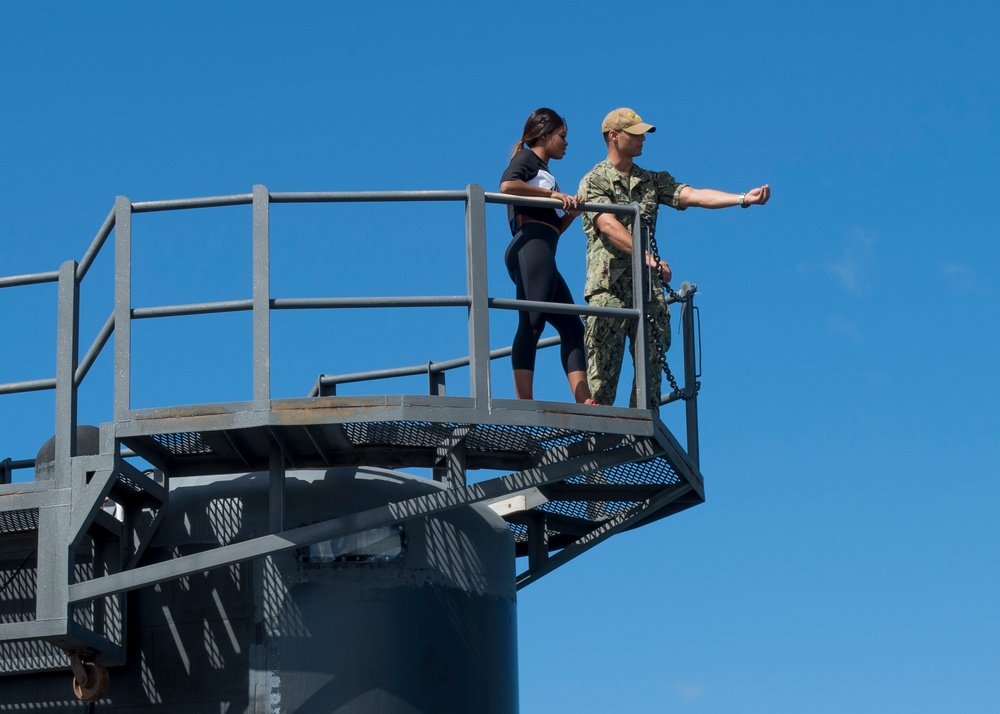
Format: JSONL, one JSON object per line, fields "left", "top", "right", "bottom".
{"left": 643, "top": 221, "right": 699, "bottom": 402}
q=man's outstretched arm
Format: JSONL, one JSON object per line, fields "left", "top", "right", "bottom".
{"left": 678, "top": 183, "right": 771, "bottom": 209}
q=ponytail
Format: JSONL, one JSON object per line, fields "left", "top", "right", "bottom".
{"left": 509, "top": 108, "right": 566, "bottom": 161}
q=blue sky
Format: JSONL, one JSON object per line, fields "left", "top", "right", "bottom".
{"left": 2, "top": 1, "right": 998, "bottom": 711}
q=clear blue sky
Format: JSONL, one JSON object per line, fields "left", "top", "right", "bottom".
{"left": 2, "top": 1, "right": 998, "bottom": 711}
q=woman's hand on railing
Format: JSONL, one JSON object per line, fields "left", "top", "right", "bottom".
{"left": 551, "top": 191, "right": 581, "bottom": 214}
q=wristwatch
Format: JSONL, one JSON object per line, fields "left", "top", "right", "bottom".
{"left": 738, "top": 193, "right": 748, "bottom": 208}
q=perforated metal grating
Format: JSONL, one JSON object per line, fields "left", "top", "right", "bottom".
{"left": 538, "top": 496, "right": 637, "bottom": 523}
{"left": 152, "top": 431, "right": 213, "bottom": 455}
{"left": 565, "top": 457, "right": 680, "bottom": 487}
{"left": 518, "top": 458, "right": 683, "bottom": 542}
{"left": 464, "top": 423, "right": 583, "bottom": 454}
{"left": 133, "top": 420, "right": 689, "bottom": 551}
{"left": 142, "top": 420, "right": 609, "bottom": 466}
{"left": 342, "top": 420, "right": 583, "bottom": 456}
{"left": 342, "top": 421, "right": 459, "bottom": 449}
{"left": 506, "top": 521, "right": 529, "bottom": 542}
{"left": 0, "top": 509, "right": 38, "bottom": 534}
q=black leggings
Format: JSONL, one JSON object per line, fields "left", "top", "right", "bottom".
{"left": 504, "top": 222, "right": 586, "bottom": 375}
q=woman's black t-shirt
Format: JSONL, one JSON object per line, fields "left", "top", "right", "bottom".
{"left": 500, "top": 149, "right": 563, "bottom": 234}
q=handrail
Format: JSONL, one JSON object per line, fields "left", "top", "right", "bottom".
{"left": 77, "top": 206, "right": 116, "bottom": 281}
{"left": 131, "top": 193, "right": 254, "bottom": 213}
{"left": 2, "top": 185, "right": 699, "bottom": 467}
{"left": 271, "top": 190, "right": 468, "bottom": 204}
{"left": 75, "top": 312, "right": 115, "bottom": 386}
{"left": 483, "top": 191, "right": 639, "bottom": 217}
{"left": 0, "top": 271, "right": 60, "bottom": 289}
{"left": 310, "top": 284, "right": 697, "bottom": 397}
{"left": 0, "top": 457, "right": 33, "bottom": 484}
{"left": 270, "top": 296, "right": 471, "bottom": 310}
{"left": 0, "top": 378, "right": 57, "bottom": 396}
{"left": 0, "top": 450, "right": 141, "bottom": 482}
{"left": 309, "top": 336, "right": 563, "bottom": 397}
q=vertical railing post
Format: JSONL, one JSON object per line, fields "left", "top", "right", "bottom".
{"left": 630, "top": 204, "right": 651, "bottom": 409}
{"left": 428, "top": 364, "right": 446, "bottom": 396}
{"left": 252, "top": 185, "right": 271, "bottom": 407}
{"left": 465, "top": 184, "right": 491, "bottom": 411}
{"left": 114, "top": 197, "right": 132, "bottom": 422}
{"left": 54, "top": 259, "right": 80, "bottom": 485}
{"left": 682, "top": 294, "right": 700, "bottom": 467}
{"left": 36, "top": 260, "right": 80, "bottom": 625}
{"left": 35, "top": 260, "right": 80, "bottom": 621}
{"left": 108, "top": 197, "right": 131, "bottom": 633}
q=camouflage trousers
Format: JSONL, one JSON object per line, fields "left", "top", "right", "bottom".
{"left": 584, "top": 288, "right": 671, "bottom": 408}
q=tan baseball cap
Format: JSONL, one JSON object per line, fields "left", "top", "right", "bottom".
{"left": 601, "top": 108, "right": 656, "bottom": 134}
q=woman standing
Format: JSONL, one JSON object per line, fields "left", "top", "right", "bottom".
{"left": 500, "top": 108, "right": 593, "bottom": 404}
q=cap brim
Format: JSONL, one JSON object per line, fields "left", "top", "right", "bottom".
{"left": 622, "top": 122, "right": 656, "bottom": 135}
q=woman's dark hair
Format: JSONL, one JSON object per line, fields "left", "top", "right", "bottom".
{"left": 509, "top": 108, "right": 566, "bottom": 160}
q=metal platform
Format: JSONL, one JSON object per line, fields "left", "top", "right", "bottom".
{"left": 0, "top": 185, "right": 704, "bottom": 685}
{"left": 114, "top": 394, "right": 704, "bottom": 566}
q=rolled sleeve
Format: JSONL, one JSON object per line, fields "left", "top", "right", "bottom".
{"left": 653, "top": 170, "right": 688, "bottom": 210}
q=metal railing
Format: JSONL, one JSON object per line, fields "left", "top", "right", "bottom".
{"left": 0, "top": 184, "right": 698, "bottom": 481}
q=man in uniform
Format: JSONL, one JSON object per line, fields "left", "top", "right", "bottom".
{"left": 579, "top": 107, "right": 770, "bottom": 408}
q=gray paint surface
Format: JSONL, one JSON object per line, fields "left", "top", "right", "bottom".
{"left": 2, "top": 467, "right": 517, "bottom": 712}
{"left": 0, "top": 186, "right": 703, "bottom": 709}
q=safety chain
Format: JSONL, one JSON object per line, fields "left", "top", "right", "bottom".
{"left": 643, "top": 221, "right": 700, "bottom": 403}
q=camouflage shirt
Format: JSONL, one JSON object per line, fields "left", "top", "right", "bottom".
{"left": 578, "top": 159, "right": 688, "bottom": 301}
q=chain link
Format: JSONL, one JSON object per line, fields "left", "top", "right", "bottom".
{"left": 643, "top": 219, "right": 700, "bottom": 403}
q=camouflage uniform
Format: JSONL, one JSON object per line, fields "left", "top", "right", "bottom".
{"left": 578, "top": 159, "right": 688, "bottom": 407}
